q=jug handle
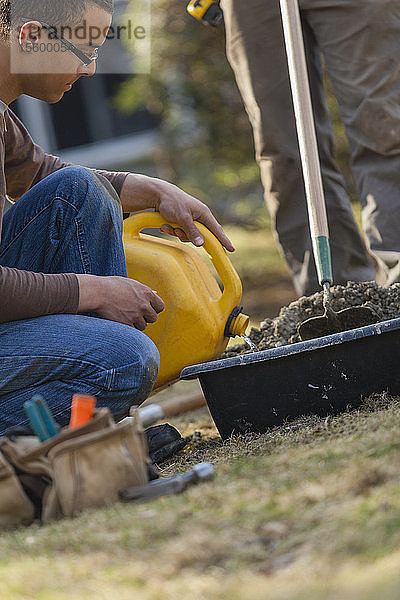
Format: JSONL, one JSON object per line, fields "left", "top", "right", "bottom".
{"left": 123, "top": 212, "right": 242, "bottom": 314}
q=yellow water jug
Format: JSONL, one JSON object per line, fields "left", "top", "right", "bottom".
{"left": 122, "top": 211, "right": 249, "bottom": 390}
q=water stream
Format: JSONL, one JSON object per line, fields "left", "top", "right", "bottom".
{"left": 242, "top": 334, "right": 258, "bottom": 352}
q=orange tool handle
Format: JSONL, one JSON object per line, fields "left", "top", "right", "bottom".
{"left": 69, "top": 394, "right": 97, "bottom": 430}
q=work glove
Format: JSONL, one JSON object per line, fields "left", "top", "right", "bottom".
{"left": 145, "top": 424, "right": 187, "bottom": 464}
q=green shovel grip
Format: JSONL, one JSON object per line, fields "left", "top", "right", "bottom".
{"left": 312, "top": 235, "right": 333, "bottom": 286}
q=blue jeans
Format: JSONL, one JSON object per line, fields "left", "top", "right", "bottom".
{"left": 0, "top": 166, "right": 160, "bottom": 434}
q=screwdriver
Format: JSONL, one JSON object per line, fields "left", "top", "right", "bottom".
{"left": 119, "top": 462, "right": 214, "bottom": 502}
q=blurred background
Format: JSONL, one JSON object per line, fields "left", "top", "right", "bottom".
{"left": 10, "top": 0, "right": 358, "bottom": 324}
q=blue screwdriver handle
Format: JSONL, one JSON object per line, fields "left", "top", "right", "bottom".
{"left": 24, "top": 400, "right": 50, "bottom": 442}
{"left": 33, "top": 395, "right": 60, "bottom": 438}
{"left": 24, "top": 396, "right": 60, "bottom": 441}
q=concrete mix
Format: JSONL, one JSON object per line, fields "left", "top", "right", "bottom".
{"left": 224, "top": 281, "right": 400, "bottom": 358}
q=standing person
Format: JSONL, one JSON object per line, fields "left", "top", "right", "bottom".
{"left": 220, "top": 0, "right": 400, "bottom": 296}
{"left": 0, "top": 0, "right": 234, "bottom": 433}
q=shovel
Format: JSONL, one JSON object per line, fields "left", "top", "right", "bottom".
{"left": 279, "top": 0, "right": 378, "bottom": 340}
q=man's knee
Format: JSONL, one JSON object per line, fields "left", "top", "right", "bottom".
{"left": 55, "top": 165, "right": 97, "bottom": 189}
{"left": 66, "top": 323, "right": 160, "bottom": 419}
{"left": 119, "top": 340, "right": 160, "bottom": 396}
{"left": 351, "top": 97, "right": 400, "bottom": 156}
{"left": 54, "top": 166, "right": 121, "bottom": 214}
{"left": 105, "top": 330, "right": 160, "bottom": 401}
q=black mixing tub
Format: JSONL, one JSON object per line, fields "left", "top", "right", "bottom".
{"left": 180, "top": 318, "right": 400, "bottom": 439}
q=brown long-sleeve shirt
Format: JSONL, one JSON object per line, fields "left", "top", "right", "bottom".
{"left": 0, "top": 106, "right": 128, "bottom": 324}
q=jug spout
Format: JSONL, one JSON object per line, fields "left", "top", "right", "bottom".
{"left": 224, "top": 306, "right": 250, "bottom": 338}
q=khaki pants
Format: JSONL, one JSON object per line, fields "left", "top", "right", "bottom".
{"left": 221, "top": 0, "right": 400, "bottom": 295}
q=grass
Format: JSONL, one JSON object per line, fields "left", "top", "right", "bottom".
{"left": 224, "top": 225, "right": 289, "bottom": 285}
{"left": 1, "top": 395, "right": 400, "bottom": 599}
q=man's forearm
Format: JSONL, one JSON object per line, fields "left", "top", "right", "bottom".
{"left": 120, "top": 173, "right": 167, "bottom": 213}
{"left": 0, "top": 266, "right": 79, "bottom": 323}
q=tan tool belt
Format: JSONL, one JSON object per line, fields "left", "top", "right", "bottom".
{"left": 0, "top": 408, "right": 150, "bottom": 529}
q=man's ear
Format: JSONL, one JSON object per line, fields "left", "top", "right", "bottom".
{"left": 18, "top": 21, "right": 43, "bottom": 49}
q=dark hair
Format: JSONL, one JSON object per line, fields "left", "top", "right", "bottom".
{"left": 0, "top": 0, "right": 113, "bottom": 40}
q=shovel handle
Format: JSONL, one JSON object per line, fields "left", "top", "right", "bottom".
{"left": 280, "top": 0, "right": 333, "bottom": 285}
{"left": 160, "top": 392, "right": 207, "bottom": 418}
{"left": 126, "top": 392, "right": 207, "bottom": 428}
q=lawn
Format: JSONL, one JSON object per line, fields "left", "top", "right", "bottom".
{"left": 1, "top": 393, "right": 400, "bottom": 599}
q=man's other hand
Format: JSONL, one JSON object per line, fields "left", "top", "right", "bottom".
{"left": 77, "top": 274, "right": 165, "bottom": 330}
{"left": 155, "top": 181, "right": 235, "bottom": 252}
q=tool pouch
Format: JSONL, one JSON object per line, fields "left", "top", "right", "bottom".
{"left": 0, "top": 450, "right": 35, "bottom": 528}
{"left": 47, "top": 411, "right": 149, "bottom": 519}
{"left": 0, "top": 408, "right": 150, "bottom": 528}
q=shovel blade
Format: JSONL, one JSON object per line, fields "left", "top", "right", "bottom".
{"left": 298, "top": 306, "right": 379, "bottom": 341}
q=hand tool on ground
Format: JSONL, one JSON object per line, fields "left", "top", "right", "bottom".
{"left": 120, "top": 391, "right": 207, "bottom": 428}
{"left": 24, "top": 395, "right": 60, "bottom": 441}
{"left": 279, "top": 0, "right": 378, "bottom": 341}
{"left": 119, "top": 461, "right": 214, "bottom": 502}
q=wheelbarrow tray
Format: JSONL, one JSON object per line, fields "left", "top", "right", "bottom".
{"left": 180, "top": 318, "right": 400, "bottom": 439}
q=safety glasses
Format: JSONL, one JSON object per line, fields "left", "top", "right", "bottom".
{"left": 21, "top": 19, "right": 99, "bottom": 67}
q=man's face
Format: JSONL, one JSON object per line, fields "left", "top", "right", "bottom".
{"left": 15, "top": 3, "right": 112, "bottom": 103}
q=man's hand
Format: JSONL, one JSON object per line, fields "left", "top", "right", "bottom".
{"left": 120, "top": 174, "right": 235, "bottom": 252}
{"left": 76, "top": 274, "right": 165, "bottom": 330}
{"left": 156, "top": 182, "right": 235, "bottom": 251}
